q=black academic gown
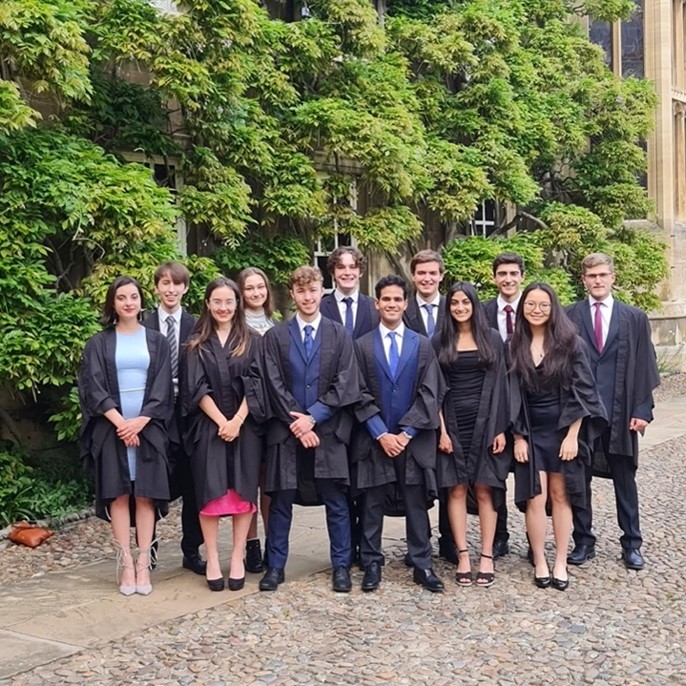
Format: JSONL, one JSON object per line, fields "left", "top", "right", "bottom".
{"left": 248, "top": 317, "right": 363, "bottom": 494}
{"left": 566, "top": 300, "right": 660, "bottom": 470}
{"left": 435, "top": 330, "right": 511, "bottom": 509}
{"left": 78, "top": 327, "right": 173, "bottom": 521}
{"left": 509, "top": 337, "right": 608, "bottom": 511}
{"left": 483, "top": 298, "right": 498, "bottom": 331}
{"left": 182, "top": 330, "right": 262, "bottom": 511}
{"left": 352, "top": 330, "right": 444, "bottom": 500}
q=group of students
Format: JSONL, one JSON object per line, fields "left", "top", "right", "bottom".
{"left": 78, "top": 247, "right": 659, "bottom": 597}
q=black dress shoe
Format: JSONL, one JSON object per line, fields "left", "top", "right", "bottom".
{"left": 245, "top": 539, "right": 264, "bottom": 574}
{"left": 534, "top": 574, "right": 552, "bottom": 589}
{"left": 183, "top": 554, "right": 207, "bottom": 576}
{"left": 567, "top": 544, "right": 596, "bottom": 566}
{"left": 551, "top": 576, "right": 569, "bottom": 591}
{"left": 622, "top": 548, "right": 645, "bottom": 570}
{"left": 206, "top": 577, "right": 224, "bottom": 592}
{"left": 228, "top": 576, "right": 246, "bottom": 591}
{"left": 361, "top": 563, "right": 382, "bottom": 592}
{"left": 493, "top": 538, "right": 510, "bottom": 560}
{"left": 412, "top": 567, "right": 444, "bottom": 593}
{"left": 332, "top": 567, "right": 352, "bottom": 593}
{"left": 259, "top": 567, "right": 285, "bottom": 591}
{"left": 438, "top": 542, "right": 458, "bottom": 565}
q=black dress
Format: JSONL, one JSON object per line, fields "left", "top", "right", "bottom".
{"left": 450, "top": 351, "right": 485, "bottom": 481}
{"left": 525, "top": 366, "right": 565, "bottom": 474}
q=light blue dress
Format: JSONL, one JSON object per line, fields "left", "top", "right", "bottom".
{"left": 115, "top": 328, "right": 150, "bottom": 481}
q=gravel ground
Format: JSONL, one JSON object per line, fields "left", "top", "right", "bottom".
{"left": 3, "top": 375, "right": 686, "bottom": 685}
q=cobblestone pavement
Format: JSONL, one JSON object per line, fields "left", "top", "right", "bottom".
{"left": 3, "top": 374, "right": 686, "bottom": 685}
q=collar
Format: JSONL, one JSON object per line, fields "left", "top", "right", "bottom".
{"left": 158, "top": 305, "right": 182, "bottom": 324}
{"left": 334, "top": 289, "right": 359, "bottom": 304}
{"left": 416, "top": 293, "right": 441, "bottom": 308}
{"left": 379, "top": 322, "right": 405, "bottom": 340}
{"left": 589, "top": 294, "right": 614, "bottom": 308}
{"left": 296, "top": 313, "right": 322, "bottom": 334}
{"left": 497, "top": 294, "right": 522, "bottom": 311}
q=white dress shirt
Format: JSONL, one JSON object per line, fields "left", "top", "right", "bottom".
{"left": 379, "top": 322, "right": 405, "bottom": 363}
{"left": 416, "top": 293, "right": 441, "bottom": 333}
{"left": 334, "top": 289, "right": 359, "bottom": 328}
{"left": 496, "top": 294, "right": 522, "bottom": 342}
{"left": 157, "top": 306, "right": 182, "bottom": 358}
{"left": 588, "top": 294, "right": 614, "bottom": 347}
{"left": 296, "top": 313, "right": 322, "bottom": 343}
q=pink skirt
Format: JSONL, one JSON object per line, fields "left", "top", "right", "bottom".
{"left": 200, "top": 489, "right": 257, "bottom": 517}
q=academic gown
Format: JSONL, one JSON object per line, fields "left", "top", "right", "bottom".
{"left": 352, "top": 330, "right": 444, "bottom": 502}
{"left": 182, "top": 330, "right": 262, "bottom": 511}
{"left": 509, "top": 337, "right": 608, "bottom": 511}
{"left": 435, "top": 329, "right": 511, "bottom": 510}
{"left": 247, "top": 317, "right": 364, "bottom": 496}
{"left": 566, "top": 300, "right": 660, "bottom": 472}
{"left": 78, "top": 328, "right": 173, "bottom": 521}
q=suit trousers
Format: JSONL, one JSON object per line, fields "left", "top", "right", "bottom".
{"left": 173, "top": 455, "right": 205, "bottom": 557}
{"left": 573, "top": 436, "right": 642, "bottom": 550}
{"left": 359, "top": 463, "right": 432, "bottom": 570}
{"left": 266, "top": 479, "right": 351, "bottom": 570}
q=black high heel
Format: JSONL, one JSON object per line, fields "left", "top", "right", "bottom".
{"left": 455, "top": 549, "right": 472, "bottom": 586}
{"left": 551, "top": 576, "right": 569, "bottom": 591}
{"left": 475, "top": 553, "right": 495, "bottom": 588}
{"left": 207, "top": 577, "right": 225, "bottom": 592}
{"left": 228, "top": 577, "right": 246, "bottom": 591}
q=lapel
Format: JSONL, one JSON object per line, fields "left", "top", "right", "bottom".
{"left": 321, "top": 295, "right": 343, "bottom": 325}
{"left": 354, "top": 295, "right": 371, "bottom": 338}
{"left": 435, "top": 295, "right": 446, "bottom": 333}
{"left": 288, "top": 318, "right": 308, "bottom": 364}
{"left": 143, "top": 309, "right": 161, "bottom": 332}
{"left": 602, "top": 301, "right": 620, "bottom": 354}
{"left": 396, "top": 329, "right": 419, "bottom": 380}
{"left": 579, "top": 301, "right": 596, "bottom": 351}
{"left": 404, "top": 297, "right": 426, "bottom": 336}
{"left": 180, "top": 310, "right": 195, "bottom": 344}
{"left": 373, "top": 329, "right": 394, "bottom": 383}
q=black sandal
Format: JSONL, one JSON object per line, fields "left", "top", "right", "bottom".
{"left": 475, "top": 553, "right": 495, "bottom": 588}
{"left": 455, "top": 549, "right": 472, "bottom": 586}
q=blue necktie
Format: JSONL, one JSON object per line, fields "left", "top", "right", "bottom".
{"left": 303, "top": 324, "right": 314, "bottom": 359}
{"left": 343, "top": 297, "right": 354, "bottom": 335}
{"left": 387, "top": 331, "right": 399, "bottom": 378}
{"left": 423, "top": 303, "right": 436, "bottom": 336}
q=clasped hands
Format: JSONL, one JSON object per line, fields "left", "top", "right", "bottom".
{"left": 117, "top": 416, "right": 150, "bottom": 447}
{"left": 379, "top": 433, "right": 410, "bottom": 458}
{"left": 289, "top": 411, "right": 320, "bottom": 448}
{"left": 218, "top": 414, "right": 244, "bottom": 442}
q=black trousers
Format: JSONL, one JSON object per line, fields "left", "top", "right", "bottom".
{"left": 572, "top": 437, "right": 642, "bottom": 551}
{"left": 172, "top": 455, "right": 204, "bottom": 557}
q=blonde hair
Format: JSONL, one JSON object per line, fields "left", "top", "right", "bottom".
{"left": 581, "top": 252, "right": 614, "bottom": 274}
{"left": 289, "top": 266, "right": 323, "bottom": 289}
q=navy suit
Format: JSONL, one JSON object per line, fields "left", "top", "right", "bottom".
{"left": 354, "top": 328, "right": 441, "bottom": 569}
{"left": 320, "top": 292, "right": 379, "bottom": 339}
{"left": 143, "top": 308, "right": 203, "bottom": 558}
{"left": 266, "top": 318, "right": 352, "bottom": 570}
{"left": 567, "top": 300, "right": 659, "bottom": 551}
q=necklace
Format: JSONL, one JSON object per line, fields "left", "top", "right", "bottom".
{"left": 531, "top": 342, "right": 545, "bottom": 362}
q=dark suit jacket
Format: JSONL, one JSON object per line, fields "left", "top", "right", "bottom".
{"left": 483, "top": 298, "right": 498, "bottom": 330}
{"left": 567, "top": 299, "right": 659, "bottom": 460}
{"left": 143, "top": 308, "right": 196, "bottom": 344}
{"left": 320, "top": 292, "right": 379, "bottom": 340}
{"left": 403, "top": 294, "right": 446, "bottom": 337}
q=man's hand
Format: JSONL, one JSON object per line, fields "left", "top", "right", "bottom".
{"left": 629, "top": 417, "right": 649, "bottom": 433}
{"left": 300, "top": 431, "right": 320, "bottom": 449}
{"left": 290, "top": 411, "right": 314, "bottom": 438}
{"left": 379, "top": 433, "right": 404, "bottom": 458}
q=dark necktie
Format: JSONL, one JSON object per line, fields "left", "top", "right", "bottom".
{"left": 303, "top": 324, "right": 314, "bottom": 359}
{"left": 423, "top": 303, "right": 436, "bottom": 336}
{"left": 166, "top": 315, "right": 178, "bottom": 379}
{"left": 593, "top": 302, "right": 604, "bottom": 353}
{"left": 504, "top": 304, "right": 514, "bottom": 337}
{"left": 343, "top": 297, "right": 354, "bottom": 335}
{"left": 387, "top": 331, "right": 400, "bottom": 378}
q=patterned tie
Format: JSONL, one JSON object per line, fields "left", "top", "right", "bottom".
{"left": 504, "top": 304, "right": 514, "bottom": 337}
{"left": 387, "top": 331, "right": 400, "bottom": 378}
{"left": 303, "top": 324, "right": 314, "bottom": 359}
{"left": 166, "top": 315, "right": 178, "bottom": 379}
{"left": 423, "top": 303, "right": 436, "bottom": 336}
{"left": 593, "top": 302, "right": 604, "bottom": 353}
{"left": 343, "top": 297, "right": 354, "bottom": 335}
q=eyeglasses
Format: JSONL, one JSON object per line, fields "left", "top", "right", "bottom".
{"left": 523, "top": 302, "right": 551, "bottom": 312}
{"left": 209, "top": 300, "right": 236, "bottom": 308}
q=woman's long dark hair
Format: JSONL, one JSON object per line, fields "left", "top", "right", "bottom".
{"left": 509, "top": 282, "right": 579, "bottom": 389}
{"left": 187, "top": 277, "right": 250, "bottom": 357}
{"left": 101, "top": 276, "right": 145, "bottom": 326}
{"left": 437, "top": 282, "right": 495, "bottom": 368}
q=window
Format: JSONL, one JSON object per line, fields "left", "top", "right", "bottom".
{"left": 589, "top": 19, "right": 613, "bottom": 70}
{"left": 621, "top": 0, "right": 644, "bottom": 78}
{"left": 469, "top": 200, "right": 499, "bottom": 237}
